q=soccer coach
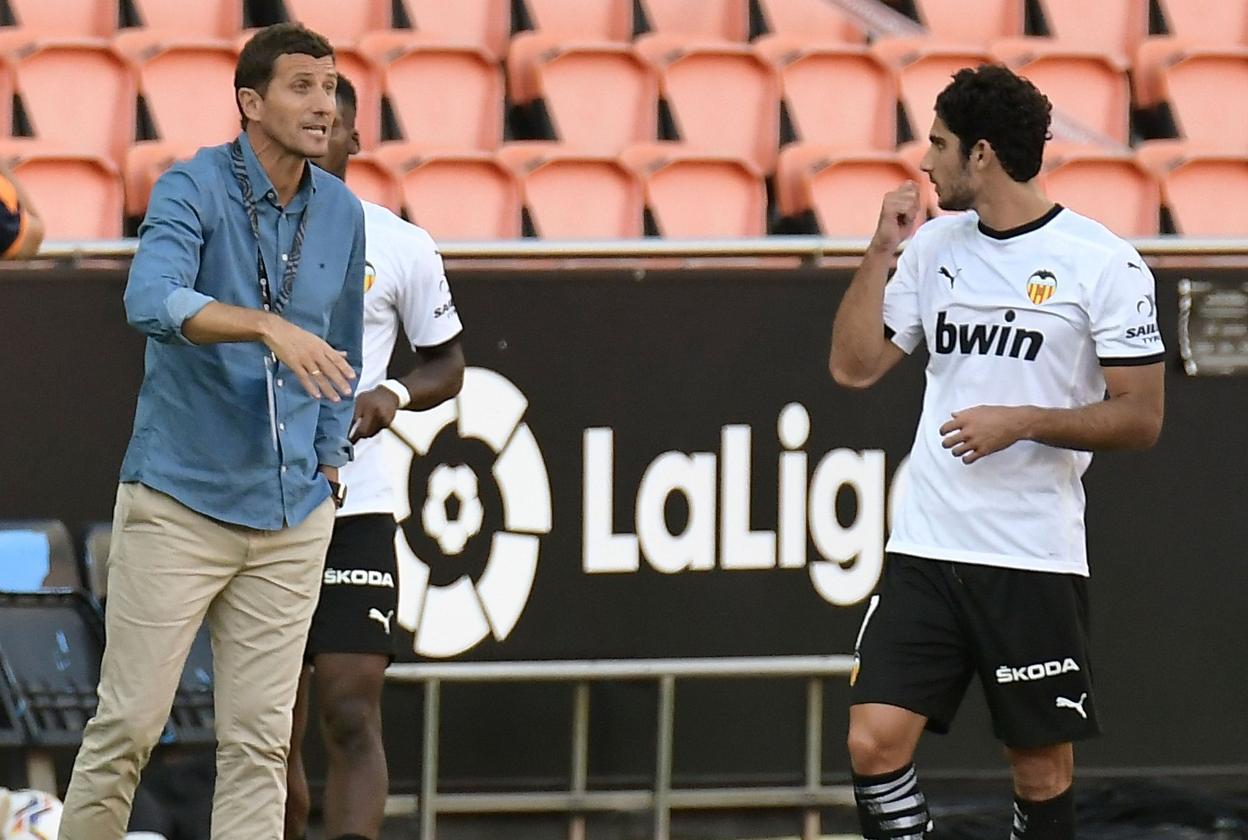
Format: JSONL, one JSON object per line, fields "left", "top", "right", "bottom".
{"left": 59, "top": 23, "right": 364, "bottom": 840}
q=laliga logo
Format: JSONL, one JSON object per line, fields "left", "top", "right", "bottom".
{"left": 387, "top": 368, "right": 551, "bottom": 658}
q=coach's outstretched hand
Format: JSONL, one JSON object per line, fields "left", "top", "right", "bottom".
{"left": 869, "top": 181, "right": 921, "bottom": 254}
{"left": 262, "top": 316, "right": 356, "bottom": 402}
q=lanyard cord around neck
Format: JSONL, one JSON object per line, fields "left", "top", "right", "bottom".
{"left": 229, "top": 138, "right": 309, "bottom": 315}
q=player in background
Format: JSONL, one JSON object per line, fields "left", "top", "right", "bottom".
{"left": 829, "top": 65, "right": 1165, "bottom": 840}
{"left": 0, "top": 163, "right": 45, "bottom": 258}
{"left": 284, "top": 76, "right": 465, "bottom": 840}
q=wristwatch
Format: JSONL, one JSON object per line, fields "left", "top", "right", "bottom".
{"left": 328, "top": 479, "right": 348, "bottom": 509}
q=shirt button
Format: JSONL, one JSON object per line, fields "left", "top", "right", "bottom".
{"left": 281, "top": 465, "right": 288, "bottom": 474}
{"left": 278, "top": 422, "right": 286, "bottom": 432}
{"left": 276, "top": 378, "right": 284, "bottom": 387}
{"left": 281, "top": 254, "right": 288, "bottom": 261}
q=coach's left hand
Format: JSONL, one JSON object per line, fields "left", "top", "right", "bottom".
{"left": 940, "top": 405, "right": 1032, "bottom": 464}
{"left": 350, "top": 387, "right": 401, "bottom": 442}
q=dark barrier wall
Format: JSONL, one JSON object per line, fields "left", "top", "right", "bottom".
{"left": 2, "top": 262, "right": 1246, "bottom": 791}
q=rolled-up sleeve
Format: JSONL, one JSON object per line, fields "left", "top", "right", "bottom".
{"left": 124, "top": 168, "right": 214, "bottom": 344}
{"left": 314, "top": 201, "right": 366, "bottom": 467}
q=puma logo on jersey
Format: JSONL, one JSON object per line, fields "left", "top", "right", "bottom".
{"left": 935, "top": 310, "right": 1045, "bottom": 361}
{"left": 368, "top": 608, "right": 394, "bottom": 634}
{"left": 995, "top": 658, "right": 1080, "bottom": 684}
{"left": 938, "top": 265, "right": 960, "bottom": 288}
{"left": 1056, "top": 693, "right": 1088, "bottom": 719}
{"left": 324, "top": 568, "right": 396, "bottom": 588}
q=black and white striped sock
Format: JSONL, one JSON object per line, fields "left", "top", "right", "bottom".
{"left": 853, "top": 762, "right": 932, "bottom": 839}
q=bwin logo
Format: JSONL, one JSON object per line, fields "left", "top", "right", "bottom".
{"left": 387, "top": 368, "right": 551, "bottom": 658}
{"left": 935, "top": 310, "right": 1044, "bottom": 361}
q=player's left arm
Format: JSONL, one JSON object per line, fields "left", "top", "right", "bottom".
{"left": 941, "top": 246, "right": 1165, "bottom": 464}
{"left": 939, "top": 364, "right": 1164, "bottom": 463}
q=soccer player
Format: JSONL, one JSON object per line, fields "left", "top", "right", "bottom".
{"left": 284, "top": 76, "right": 465, "bottom": 840}
{"left": 829, "top": 65, "right": 1165, "bottom": 840}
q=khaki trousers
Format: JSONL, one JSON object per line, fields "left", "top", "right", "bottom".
{"left": 59, "top": 482, "right": 335, "bottom": 840}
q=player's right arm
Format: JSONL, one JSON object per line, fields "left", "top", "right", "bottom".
{"left": 828, "top": 182, "right": 921, "bottom": 389}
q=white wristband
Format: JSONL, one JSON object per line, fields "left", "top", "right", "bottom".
{"left": 378, "top": 379, "right": 411, "bottom": 409}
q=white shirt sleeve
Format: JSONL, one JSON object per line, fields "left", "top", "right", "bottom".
{"left": 1088, "top": 246, "right": 1165, "bottom": 365}
{"left": 882, "top": 239, "right": 924, "bottom": 354}
{"left": 396, "top": 229, "right": 463, "bottom": 350}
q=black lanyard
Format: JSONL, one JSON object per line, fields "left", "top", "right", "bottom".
{"left": 229, "top": 138, "right": 309, "bottom": 315}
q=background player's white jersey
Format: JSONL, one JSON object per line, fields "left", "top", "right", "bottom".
{"left": 883, "top": 206, "right": 1163, "bottom": 576}
{"left": 338, "top": 201, "right": 463, "bottom": 518}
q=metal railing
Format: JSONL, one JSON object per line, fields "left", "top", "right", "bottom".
{"left": 384, "top": 656, "right": 856, "bottom": 840}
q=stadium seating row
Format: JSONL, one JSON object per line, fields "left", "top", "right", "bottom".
{"left": 4, "top": 0, "right": 1246, "bottom": 52}
{"left": 23, "top": 140, "right": 1247, "bottom": 241}
{"left": 1, "top": 35, "right": 1242, "bottom": 192}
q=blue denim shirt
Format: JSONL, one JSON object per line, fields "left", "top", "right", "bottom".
{"left": 120, "top": 132, "right": 365, "bottom": 530}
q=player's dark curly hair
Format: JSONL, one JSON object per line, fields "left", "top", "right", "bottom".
{"left": 234, "top": 23, "right": 334, "bottom": 129}
{"left": 334, "top": 74, "right": 357, "bottom": 115}
{"left": 934, "top": 65, "right": 1052, "bottom": 182}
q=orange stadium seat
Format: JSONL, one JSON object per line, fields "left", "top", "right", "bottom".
{"left": 637, "top": 0, "right": 750, "bottom": 41}
{"left": 621, "top": 143, "right": 766, "bottom": 237}
{"left": 635, "top": 35, "right": 781, "bottom": 172}
{"left": 872, "top": 39, "right": 991, "bottom": 141}
{"left": 281, "top": 0, "right": 391, "bottom": 43}
{"left": 3, "top": 0, "right": 116, "bottom": 39}
{"left": 132, "top": 42, "right": 239, "bottom": 146}
{"left": 0, "top": 66, "right": 16, "bottom": 144}
{"left": 1134, "top": 41, "right": 1248, "bottom": 148}
{"left": 407, "top": 0, "right": 511, "bottom": 57}
{"left": 378, "top": 147, "right": 521, "bottom": 239}
{"left": 1038, "top": 0, "right": 1148, "bottom": 58}
{"left": 374, "top": 41, "right": 503, "bottom": 150}
{"left": 1158, "top": 0, "right": 1248, "bottom": 45}
{"left": 346, "top": 154, "right": 403, "bottom": 214}
{"left": 1040, "top": 148, "right": 1160, "bottom": 236}
{"left": 777, "top": 145, "right": 923, "bottom": 235}
{"left": 130, "top": 0, "right": 242, "bottom": 39}
{"left": 756, "top": 0, "right": 865, "bottom": 43}
{"left": 12, "top": 153, "right": 124, "bottom": 239}
{"left": 521, "top": 0, "right": 634, "bottom": 41}
{"left": 14, "top": 42, "right": 136, "bottom": 164}
{"left": 913, "top": 0, "right": 1024, "bottom": 44}
{"left": 993, "top": 39, "right": 1132, "bottom": 145}
{"left": 754, "top": 37, "right": 896, "bottom": 150}
{"left": 1149, "top": 151, "right": 1248, "bottom": 236}
{"left": 498, "top": 144, "right": 644, "bottom": 238}
{"left": 508, "top": 34, "right": 657, "bottom": 153}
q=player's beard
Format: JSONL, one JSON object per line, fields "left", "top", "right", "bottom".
{"left": 936, "top": 170, "right": 975, "bottom": 212}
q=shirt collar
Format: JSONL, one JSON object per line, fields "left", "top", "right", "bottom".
{"left": 236, "top": 131, "right": 317, "bottom": 213}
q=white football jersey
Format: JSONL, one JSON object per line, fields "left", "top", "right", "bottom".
{"left": 339, "top": 201, "right": 463, "bottom": 518}
{"left": 883, "top": 206, "right": 1163, "bottom": 576}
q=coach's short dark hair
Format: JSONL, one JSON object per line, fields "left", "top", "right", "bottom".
{"left": 334, "top": 74, "right": 357, "bottom": 115}
{"left": 234, "top": 23, "right": 334, "bottom": 129}
{"left": 935, "top": 64, "right": 1052, "bottom": 182}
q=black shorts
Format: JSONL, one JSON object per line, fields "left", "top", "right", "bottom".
{"left": 849, "top": 553, "right": 1099, "bottom": 749}
{"left": 306, "top": 514, "right": 399, "bottom": 662}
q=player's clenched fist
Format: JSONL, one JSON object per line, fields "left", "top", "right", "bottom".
{"left": 869, "top": 181, "right": 921, "bottom": 255}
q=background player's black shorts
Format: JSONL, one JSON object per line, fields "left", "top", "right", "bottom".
{"left": 849, "top": 553, "right": 1099, "bottom": 749}
{"left": 306, "top": 514, "right": 399, "bottom": 662}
